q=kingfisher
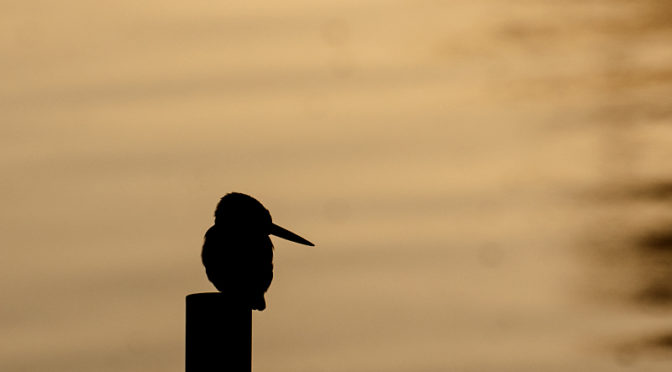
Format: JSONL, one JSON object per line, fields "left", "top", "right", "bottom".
{"left": 202, "top": 192, "right": 314, "bottom": 310}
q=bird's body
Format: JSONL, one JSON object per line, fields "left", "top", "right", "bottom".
{"left": 202, "top": 224, "right": 273, "bottom": 310}
{"left": 201, "top": 192, "right": 313, "bottom": 311}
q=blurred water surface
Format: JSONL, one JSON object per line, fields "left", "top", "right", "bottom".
{"left": 2, "top": 1, "right": 672, "bottom": 371}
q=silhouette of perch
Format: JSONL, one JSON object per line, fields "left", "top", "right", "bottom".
{"left": 186, "top": 293, "right": 251, "bottom": 372}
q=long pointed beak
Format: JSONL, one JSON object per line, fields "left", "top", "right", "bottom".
{"left": 270, "top": 223, "right": 315, "bottom": 246}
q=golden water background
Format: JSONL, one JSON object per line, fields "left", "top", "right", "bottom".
{"left": 2, "top": 1, "right": 672, "bottom": 371}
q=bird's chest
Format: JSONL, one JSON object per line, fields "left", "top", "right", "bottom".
{"left": 202, "top": 232, "right": 273, "bottom": 269}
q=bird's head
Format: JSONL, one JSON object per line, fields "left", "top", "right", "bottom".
{"left": 214, "top": 192, "right": 272, "bottom": 234}
{"left": 214, "top": 192, "right": 314, "bottom": 246}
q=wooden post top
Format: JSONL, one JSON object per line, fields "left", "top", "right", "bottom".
{"left": 186, "top": 292, "right": 252, "bottom": 372}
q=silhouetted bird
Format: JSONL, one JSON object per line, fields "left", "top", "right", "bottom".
{"left": 202, "top": 192, "right": 314, "bottom": 310}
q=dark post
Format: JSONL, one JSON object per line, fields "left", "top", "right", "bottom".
{"left": 186, "top": 292, "right": 252, "bottom": 372}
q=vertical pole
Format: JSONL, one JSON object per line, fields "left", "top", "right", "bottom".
{"left": 186, "top": 292, "right": 252, "bottom": 372}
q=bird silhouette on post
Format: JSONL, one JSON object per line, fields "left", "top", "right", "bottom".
{"left": 202, "top": 192, "right": 314, "bottom": 310}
